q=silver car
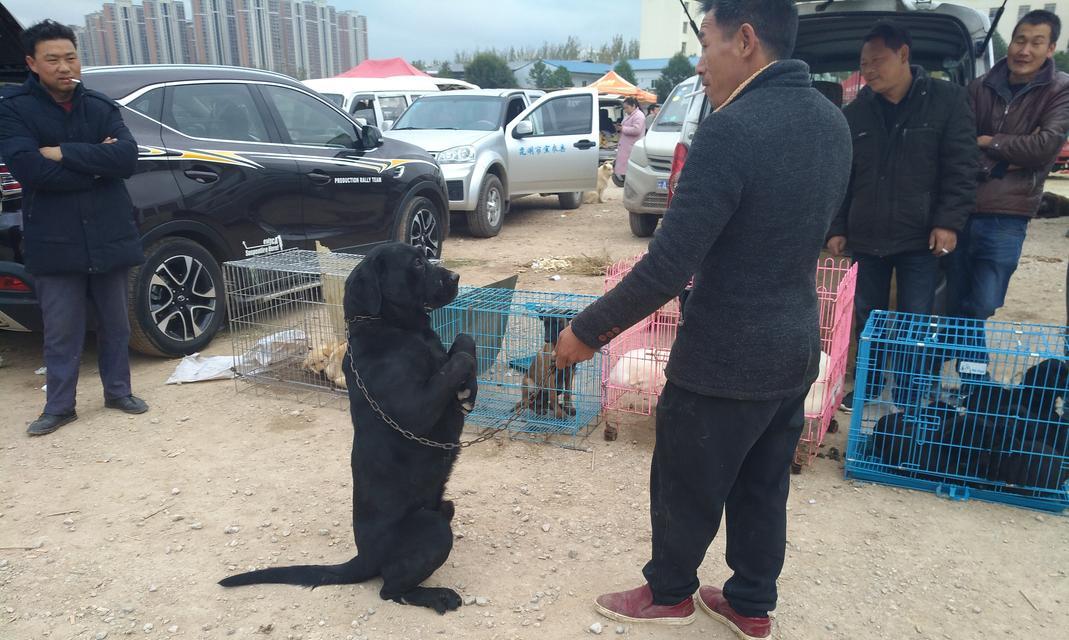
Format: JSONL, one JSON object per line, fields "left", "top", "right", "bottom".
{"left": 622, "top": 76, "right": 700, "bottom": 237}
{"left": 384, "top": 88, "right": 600, "bottom": 237}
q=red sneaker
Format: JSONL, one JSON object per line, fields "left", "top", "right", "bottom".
{"left": 593, "top": 584, "right": 695, "bottom": 625}
{"left": 696, "top": 586, "right": 771, "bottom": 639}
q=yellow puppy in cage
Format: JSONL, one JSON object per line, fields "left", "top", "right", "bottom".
{"left": 302, "top": 341, "right": 348, "bottom": 389}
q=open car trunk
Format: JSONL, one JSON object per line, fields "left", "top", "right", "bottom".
{"left": 599, "top": 96, "right": 624, "bottom": 163}
{"left": 0, "top": 4, "right": 25, "bottom": 85}
{"left": 795, "top": 2, "right": 984, "bottom": 85}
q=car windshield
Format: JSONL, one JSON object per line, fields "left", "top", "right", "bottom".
{"left": 392, "top": 96, "right": 504, "bottom": 131}
{"left": 653, "top": 81, "right": 697, "bottom": 132}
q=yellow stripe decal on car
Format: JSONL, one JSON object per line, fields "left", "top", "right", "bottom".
{"left": 136, "top": 147, "right": 434, "bottom": 174}
{"left": 136, "top": 146, "right": 262, "bottom": 169}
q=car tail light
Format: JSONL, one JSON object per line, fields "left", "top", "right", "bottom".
{"left": 0, "top": 275, "right": 31, "bottom": 292}
{"left": 666, "top": 142, "right": 689, "bottom": 207}
{"left": 0, "top": 163, "right": 20, "bottom": 196}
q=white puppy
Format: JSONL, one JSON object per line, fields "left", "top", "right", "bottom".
{"left": 608, "top": 347, "right": 670, "bottom": 393}
{"left": 804, "top": 351, "right": 830, "bottom": 414}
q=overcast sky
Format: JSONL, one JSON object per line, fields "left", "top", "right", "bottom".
{"left": 4, "top": 0, "right": 642, "bottom": 62}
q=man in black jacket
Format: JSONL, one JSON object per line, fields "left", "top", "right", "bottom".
{"left": 826, "top": 21, "right": 976, "bottom": 409}
{"left": 0, "top": 21, "right": 148, "bottom": 436}
{"left": 555, "top": 1, "right": 851, "bottom": 637}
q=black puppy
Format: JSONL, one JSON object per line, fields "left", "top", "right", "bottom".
{"left": 990, "top": 438, "right": 1067, "bottom": 491}
{"left": 921, "top": 411, "right": 1003, "bottom": 481}
{"left": 870, "top": 412, "right": 916, "bottom": 469}
{"left": 219, "top": 243, "right": 478, "bottom": 615}
{"left": 1018, "top": 359, "right": 1068, "bottom": 420}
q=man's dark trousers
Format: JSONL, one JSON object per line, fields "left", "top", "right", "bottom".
{"left": 34, "top": 268, "right": 133, "bottom": 414}
{"left": 641, "top": 381, "right": 805, "bottom": 617}
{"left": 852, "top": 250, "right": 940, "bottom": 405}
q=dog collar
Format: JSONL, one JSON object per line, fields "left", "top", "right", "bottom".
{"left": 346, "top": 314, "right": 382, "bottom": 325}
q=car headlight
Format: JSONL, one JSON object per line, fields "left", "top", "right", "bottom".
{"left": 436, "top": 145, "right": 476, "bottom": 164}
{"left": 628, "top": 141, "right": 649, "bottom": 169}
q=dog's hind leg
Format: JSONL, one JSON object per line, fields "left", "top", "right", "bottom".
{"left": 439, "top": 499, "right": 455, "bottom": 521}
{"left": 378, "top": 509, "right": 461, "bottom": 614}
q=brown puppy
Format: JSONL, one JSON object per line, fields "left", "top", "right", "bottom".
{"left": 517, "top": 313, "right": 577, "bottom": 419}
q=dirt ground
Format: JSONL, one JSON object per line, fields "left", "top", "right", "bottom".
{"left": 1, "top": 180, "right": 1067, "bottom": 640}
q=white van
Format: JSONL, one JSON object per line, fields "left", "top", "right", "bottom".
{"left": 302, "top": 76, "right": 440, "bottom": 130}
{"left": 622, "top": 75, "right": 701, "bottom": 234}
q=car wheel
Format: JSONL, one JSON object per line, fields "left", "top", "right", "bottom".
{"left": 467, "top": 174, "right": 505, "bottom": 238}
{"left": 629, "top": 212, "right": 659, "bottom": 237}
{"left": 557, "top": 192, "right": 582, "bottom": 210}
{"left": 612, "top": 173, "right": 625, "bottom": 188}
{"left": 127, "top": 237, "right": 225, "bottom": 357}
{"left": 395, "top": 194, "right": 445, "bottom": 259}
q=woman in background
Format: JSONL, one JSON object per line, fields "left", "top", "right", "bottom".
{"left": 613, "top": 97, "right": 645, "bottom": 186}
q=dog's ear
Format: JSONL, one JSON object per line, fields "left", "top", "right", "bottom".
{"left": 344, "top": 252, "right": 382, "bottom": 317}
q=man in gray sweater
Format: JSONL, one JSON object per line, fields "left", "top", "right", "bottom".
{"left": 554, "top": 1, "right": 851, "bottom": 637}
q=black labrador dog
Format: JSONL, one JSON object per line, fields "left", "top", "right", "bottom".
{"left": 219, "top": 242, "right": 478, "bottom": 614}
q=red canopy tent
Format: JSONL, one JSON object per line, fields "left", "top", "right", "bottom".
{"left": 335, "top": 57, "right": 430, "bottom": 78}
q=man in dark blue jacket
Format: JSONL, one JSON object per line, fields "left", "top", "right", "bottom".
{"left": 555, "top": 1, "right": 850, "bottom": 637}
{"left": 0, "top": 20, "right": 148, "bottom": 436}
{"left": 826, "top": 21, "right": 976, "bottom": 410}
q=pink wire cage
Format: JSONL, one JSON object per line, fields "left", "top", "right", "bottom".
{"left": 796, "top": 257, "right": 858, "bottom": 470}
{"left": 601, "top": 254, "right": 858, "bottom": 471}
{"left": 601, "top": 254, "right": 680, "bottom": 416}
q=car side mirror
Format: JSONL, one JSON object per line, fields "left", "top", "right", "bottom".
{"left": 360, "top": 125, "right": 384, "bottom": 148}
{"left": 513, "top": 120, "right": 533, "bottom": 139}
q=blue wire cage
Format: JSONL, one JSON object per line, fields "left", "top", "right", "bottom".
{"left": 431, "top": 287, "right": 602, "bottom": 439}
{"left": 844, "top": 311, "right": 1069, "bottom": 513}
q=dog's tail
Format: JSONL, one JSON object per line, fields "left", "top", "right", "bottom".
{"left": 218, "top": 554, "right": 376, "bottom": 589}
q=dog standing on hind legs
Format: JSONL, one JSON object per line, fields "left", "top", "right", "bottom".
{"left": 218, "top": 243, "right": 477, "bottom": 614}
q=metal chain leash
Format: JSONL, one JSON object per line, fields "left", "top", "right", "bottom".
{"left": 345, "top": 317, "right": 517, "bottom": 450}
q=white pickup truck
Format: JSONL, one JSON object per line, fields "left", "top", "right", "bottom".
{"left": 384, "top": 88, "right": 600, "bottom": 237}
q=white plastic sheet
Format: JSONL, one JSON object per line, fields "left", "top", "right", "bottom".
{"left": 166, "top": 353, "right": 240, "bottom": 384}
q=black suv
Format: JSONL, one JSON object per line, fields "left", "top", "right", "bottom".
{"left": 0, "top": 64, "right": 449, "bottom": 356}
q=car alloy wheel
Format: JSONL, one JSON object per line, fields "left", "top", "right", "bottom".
{"left": 148, "top": 254, "right": 218, "bottom": 342}
{"left": 409, "top": 203, "right": 441, "bottom": 259}
{"left": 485, "top": 186, "right": 502, "bottom": 227}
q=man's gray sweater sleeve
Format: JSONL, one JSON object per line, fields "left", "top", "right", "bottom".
{"left": 570, "top": 111, "right": 745, "bottom": 348}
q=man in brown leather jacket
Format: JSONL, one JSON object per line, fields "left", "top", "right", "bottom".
{"left": 949, "top": 10, "right": 1069, "bottom": 324}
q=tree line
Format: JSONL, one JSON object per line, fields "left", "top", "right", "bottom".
{"left": 415, "top": 44, "right": 696, "bottom": 100}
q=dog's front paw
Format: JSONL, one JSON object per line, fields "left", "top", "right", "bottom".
{"left": 457, "top": 378, "right": 478, "bottom": 414}
{"left": 449, "top": 333, "right": 477, "bottom": 359}
{"left": 456, "top": 388, "right": 474, "bottom": 413}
